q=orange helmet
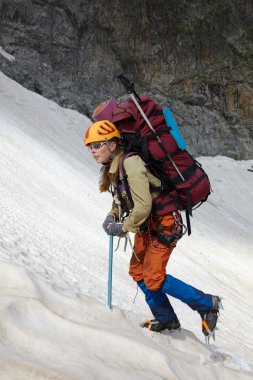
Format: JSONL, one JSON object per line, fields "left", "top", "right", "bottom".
{"left": 84, "top": 120, "right": 121, "bottom": 146}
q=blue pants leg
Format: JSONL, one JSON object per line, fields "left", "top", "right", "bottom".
{"left": 138, "top": 280, "right": 177, "bottom": 323}
{"left": 162, "top": 274, "right": 213, "bottom": 313}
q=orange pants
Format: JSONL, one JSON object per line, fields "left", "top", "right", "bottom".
{"left": 129, "top": 212, "right": 181, "bottom": 291}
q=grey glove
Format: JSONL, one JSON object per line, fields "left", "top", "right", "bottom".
{"left": 102, "top": 214, "right": 115, "bottom": 233}
{"left": 106, "top": 222, "right": 127, "bottom": 238}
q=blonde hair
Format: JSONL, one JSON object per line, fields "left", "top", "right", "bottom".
{"left": 99, "top": 166, "right": 111, "bottom": 193}
{"left": 99, "top": 142, "right": 124, "bottom": 193}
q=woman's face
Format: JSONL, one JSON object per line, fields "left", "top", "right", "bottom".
{"left": 89, "top": 141, "right": 116, "bottom": 164}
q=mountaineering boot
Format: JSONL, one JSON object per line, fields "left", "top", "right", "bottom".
{"left": 201, "top": 296, "right": 223, "bottom": 343}
{"left": 140, "top": 317, "right": 181, "bottom": 333}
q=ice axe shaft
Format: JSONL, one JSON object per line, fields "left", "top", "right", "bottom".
{"left": 108, "top": 235, "right": 114, "bottom": 309}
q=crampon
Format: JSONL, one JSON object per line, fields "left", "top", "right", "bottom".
{"left": 140, "top": 317, "right": 181, "bottom": 333}
{"left": 201, "top": 296, "right": 223, "bottom": 343}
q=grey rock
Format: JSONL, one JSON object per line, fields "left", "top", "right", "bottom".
{"left": 0, "top": 0, "right": 252, "bottom": 158}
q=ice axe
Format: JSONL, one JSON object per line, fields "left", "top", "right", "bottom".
{"left": 107, "top": 235, "right": 114, "bottom": 309}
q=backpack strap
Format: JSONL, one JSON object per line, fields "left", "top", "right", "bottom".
{"left": 119, "top": 152, "right": 138, "bottom": 178}
{"left": 142, "top": 135, "right": 149, "bottom": 161}
{"left": 185, "top": 210, "right": 192, "bottom": 236}
{"left": 118, "top": 152, "right": 136, "bottom": 212}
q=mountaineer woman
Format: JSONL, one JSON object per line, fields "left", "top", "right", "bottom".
{"left": 84, "top": 119, "right": 221, "bottom": 341}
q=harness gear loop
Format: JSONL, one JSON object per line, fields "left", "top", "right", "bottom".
{"left": 172, "top": 211, "right": 187, "bottom": 238}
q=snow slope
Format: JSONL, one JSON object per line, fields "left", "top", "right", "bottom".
{"left": 0, "top": 71, "right": 253, "bottom": 379}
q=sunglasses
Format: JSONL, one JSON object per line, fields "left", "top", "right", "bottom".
{"left": 89, "top": 142, "right": 106, "bottom": 150}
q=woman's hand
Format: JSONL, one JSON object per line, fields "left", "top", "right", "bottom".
{"left": 106, "top": 222, "right": 127, "bottom": 237}
{"left": 102, "top": 214, "right": 115, "bottom": 232}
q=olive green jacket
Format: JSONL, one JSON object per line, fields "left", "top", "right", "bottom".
{"left": 108, "top": 152, "right": 161, "bottom": 233}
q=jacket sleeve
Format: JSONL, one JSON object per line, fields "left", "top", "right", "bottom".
{"left": 122, "top": 155, "right": 152, "bottom": 233}
{"left": 108, "top": 200, "right": 119, "bottom": 221}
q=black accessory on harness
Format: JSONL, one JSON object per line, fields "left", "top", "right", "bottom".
{"left": 150, "top": 230, "right": 177, "bottom": 248}
{"left": 150, "top": 212, "right": 187, "bottom": 248}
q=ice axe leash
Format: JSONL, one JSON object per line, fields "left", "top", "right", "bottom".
{"left": 108, "top": 235, "right": 114, "bottom": 309}
{"left": 117, "top": 74, "right": 185, "bottom": 182}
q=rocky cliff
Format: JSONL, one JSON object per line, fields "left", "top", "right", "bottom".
{"left": 0, "top": 0, "right": 252, "bottom": 158}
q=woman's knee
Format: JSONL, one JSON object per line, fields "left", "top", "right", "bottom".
{"left": 129, "top": 267, "right": 143, "bottom": 283}
{"left": 143, "top": 274, "right": 165, "bottom": 291}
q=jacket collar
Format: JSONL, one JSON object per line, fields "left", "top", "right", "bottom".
{"left": 109, "top": 149, "right": 124, "bottom": 175}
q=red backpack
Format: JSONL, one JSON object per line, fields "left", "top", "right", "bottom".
{"left": 112, "top": 96, "right": 211, "bottom": 234}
